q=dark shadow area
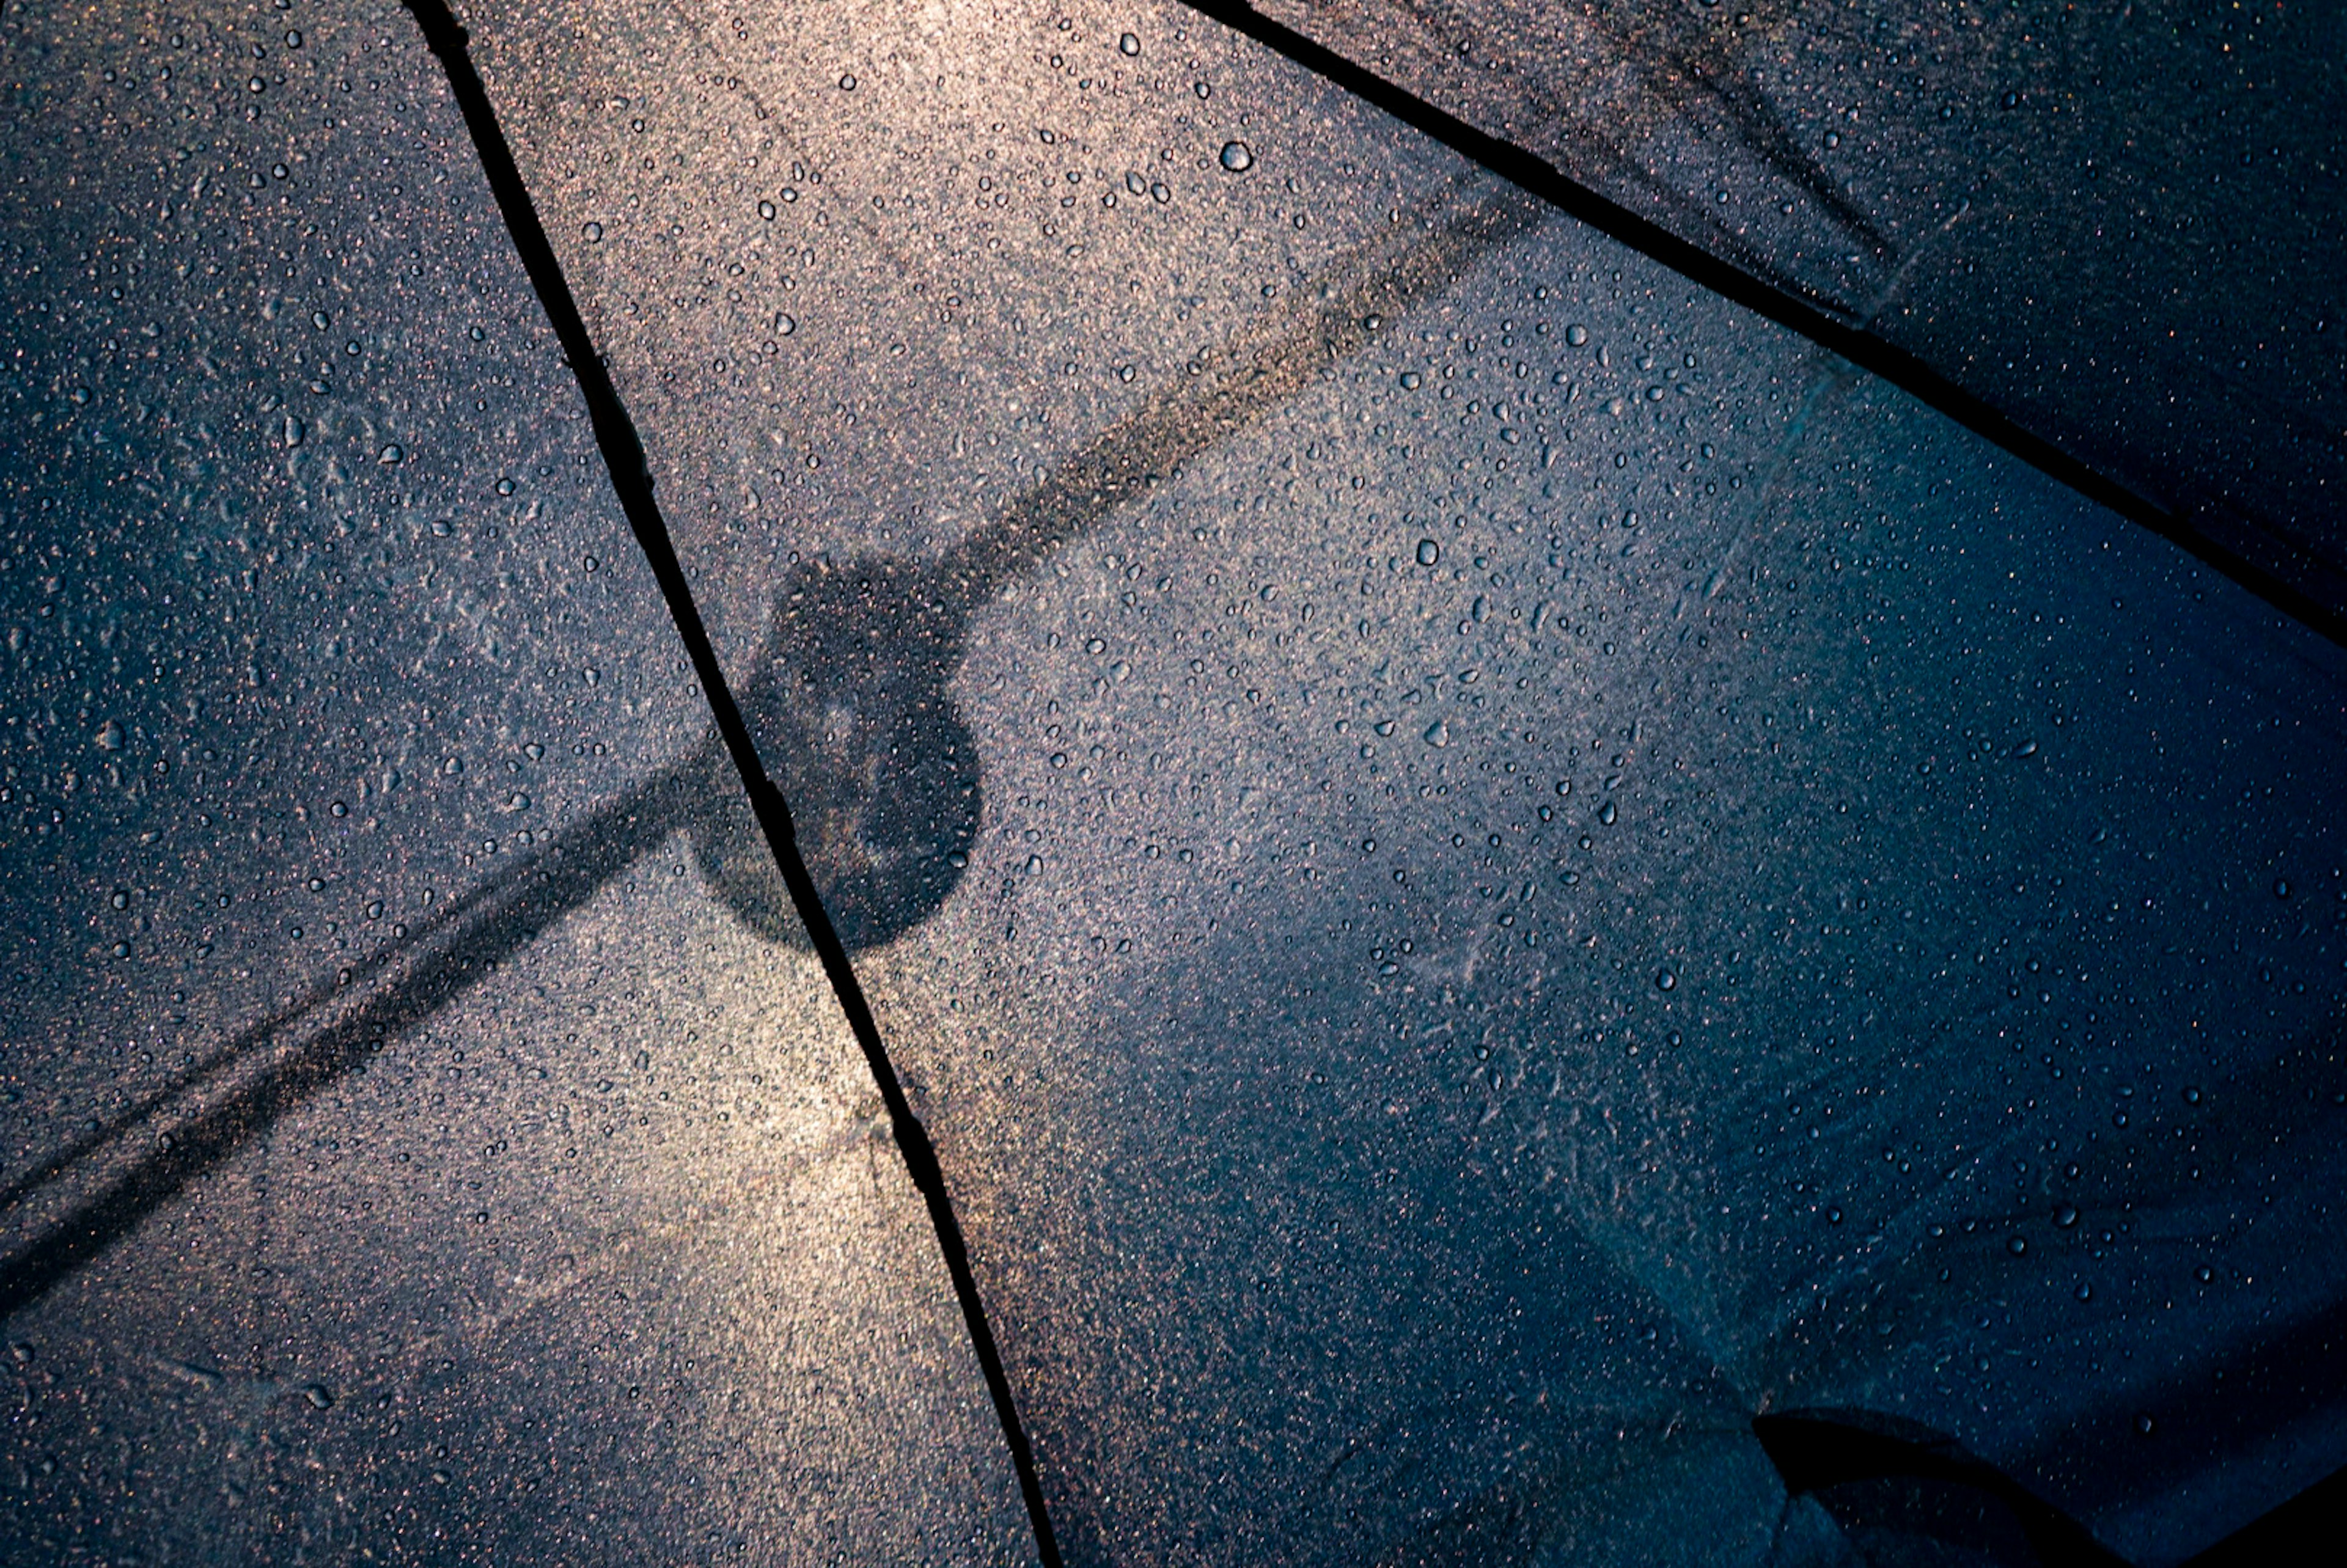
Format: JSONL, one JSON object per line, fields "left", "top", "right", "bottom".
{"left": 693, "top": 557, "right": 983, "bottom": 951}
{"left": 2182, "top": 1459, "right": 2347, "bottom": 1567}
{"left": 1752, "top": 1020, "right": 2347, "bottom": 1540}
{"left": 684, "top": 186, "right": 1548, "bottom": 951}
{"left": 0, "top": 763, "right": 688, "bottom": 1321}
{"left": 1755, "top": 1409, "right": 2127, "bottom": 1567}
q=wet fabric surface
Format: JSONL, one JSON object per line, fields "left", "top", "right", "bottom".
{"left": 454, "top": 0, "right": 2347, "bottom": 1562}
{"left": 2, "top": 0, "right": 2342, "bottom": 1563}
{"left": 0, "top": 0, "right": 1021, "bottom": 1559}
{"left": 1243, "top": 0, "right": 2347, "bottom": 623}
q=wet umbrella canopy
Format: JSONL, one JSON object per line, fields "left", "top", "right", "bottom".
{"left": 1, "top": 0, "right": 2341, "bottom": 1563}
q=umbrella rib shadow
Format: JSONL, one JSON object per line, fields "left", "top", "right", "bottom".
{"left": 0, "top": 760, "right": 695, "bottom": 1322}
{"left": 0, "top": 175, "right": 1545, "bottom": 1321}
{"left": 11, "top": 8, "right": 1557, "bottom": 1564}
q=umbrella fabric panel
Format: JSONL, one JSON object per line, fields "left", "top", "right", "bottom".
{"left": 1, "top": 844, "right": 1034, "bottom": 1567}
{"left": 452, "top": 0, "right": 2347, "bottom": 1560}
{"left": 1240, "top": 0, "right": 2347, "bottom": 624}
{"left": 459, "top": 0, "right": 2347, "bottom": 1560}
{"left": 455, "top": 1, "right": 1818, "bottom": 1556}
{"left": 0, "top": 0, "right": 1026, "bottom": 1559}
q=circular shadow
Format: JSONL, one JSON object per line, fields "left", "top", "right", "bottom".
{"left": 689, "top": 555, "right": 982, "bottom": 953}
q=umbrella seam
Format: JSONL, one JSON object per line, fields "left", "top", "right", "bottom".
{"left": 392, "top": 3, "right": 1067, "bottom": 1563}
{"left": 1170, "top": 0, "right": 2347, "bottom": 651}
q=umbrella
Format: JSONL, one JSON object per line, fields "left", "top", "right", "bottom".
{"left": 2, "top": 0, "right": 2340, "bottom": 1562}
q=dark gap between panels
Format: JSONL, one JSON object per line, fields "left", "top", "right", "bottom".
{"left": 392, "top": 3, "right": 1068, "bottom": 1563}
{"left": 1173, "top": 0, "right": 2347, "bottom": 651}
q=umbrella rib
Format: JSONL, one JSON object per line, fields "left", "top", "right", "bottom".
{"left": 393, "top": 4, "right": 1065, "bottom": 1564}
{"left": 1170, "top": 0, "right": 2347, "bottom": 651}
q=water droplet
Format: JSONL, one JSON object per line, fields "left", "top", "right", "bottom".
{"left": 1655, "top": 968, "right": 1676, "bottom": 991}
{"left": 303, "top": 1383, "right": 334, "bottom": 1409}
{"left": 838, "top": 72, "right": 857, "bottom": 90}
{"left": 378, "top": 444, "right": 403, "bottom": 465}
{"left": 109, "top": 888, "right": 130, "bottom": 910}
{"left": 496, "top": 477, "right": 516, "bottom": 495}
{"left": 1372, "top": 720, "right": 1395, "bottom": 737}
{"left": 1218, "top": 141, "right": 1254, "bottom": 172}
{"left": 95, "top": 719, "right": 124, "bottom": 751}
{"left": 2011, "top": 738, "right": 2039, "bottom": 757}
{"left": 2274, "top": 877, "right": 2291, "bottom": 899}
{"left": 310, "top": 309, "right": 329, "bottom": 330}
{"left": 1151, "top": 181, "right": 1170, "bottom": 203}
{"left": 2056, "top": 1204, "right": 2079, "bottom": 1227}
{"left": 1023, "top": 853, "right": 1043, "bottom": 874}
{"left": 1414, "top": 538, "right": 1440, "bottom": 566}
{"left": 2007, "top": 1235, "right": 2029, "bottom": 1256}
{"left": 2075, "top": 1282, "right": 2093, "bottom": 1301}
{"left": 2134, "top": 1414, "right": 2155, "bottom": 1436}
{"left": 1823, "top": 130, "right": 1842, "bottom": 150}
{"left": 1554, "top": 779, "right": 1571, "bottom": 796}
{"left": 1118, "top": 32, "right": 1140, "bottom": 55}
{"left": 774, "top": 312, "right": 798, "bottom": 335}
{"left": 1826, "top": 1207, "right": 1843, "bottom": 1225}
{"left": 430, "top": 518, "right": 452, "bottom": 537}
{"left": 2183, "top": 1085, "right": 2202, "bottom": 1105}
{"left": 329, "top": 800, "right": 349, "bottom": 818}
{"left": 1565, "top": 324, "right": 1589, "bottom": 347}
{"left": 2196, "top": 1266, "right": 2214, "bottom": 1283}
{"left": 758, "top": 199, "right": 776, "bottom": 220}
{"left": 282, "top": 415, "right": 304, "bottom": 447}
{"left": 1597, "top": 799, "right": 1617, "bottom": 826}
{"left": 581, "top": 221, "right": 603, "bottom": 242}
{"left": 1398, "top": 370, "right": 1423, "bottom": 390}
{"left": 1423, "top": 719, "right": 1450, "bottom": 747}
{"left": 1084, "top": 636, "right": 1106, "bottom": 654}
{"left": 111, "top": 941, "right": 131, "bottom": 959}
{"left": 285, "top": 28, "right": 303, "bottom": 46}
